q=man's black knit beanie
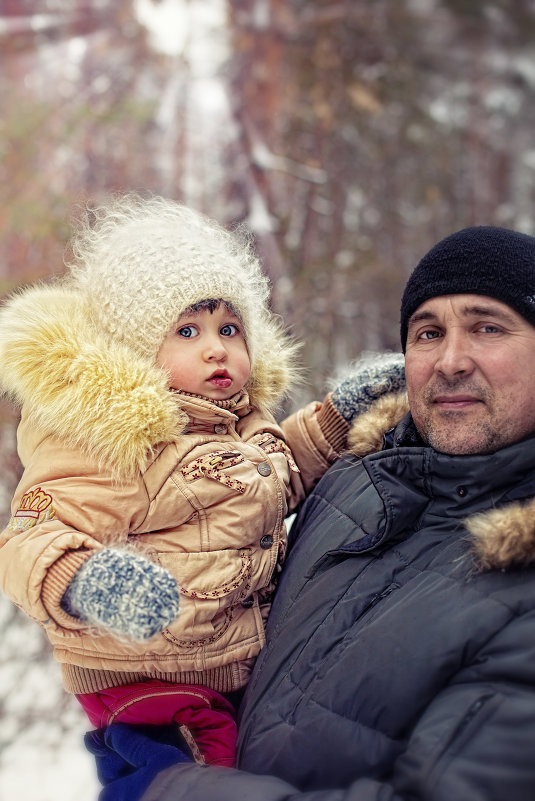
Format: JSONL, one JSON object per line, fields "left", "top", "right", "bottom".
{"left": 400, "top": 225, "right": 535, "bottom": 351}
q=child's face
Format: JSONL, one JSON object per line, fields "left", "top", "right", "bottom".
{"left": 156, "top": 304, "right": 251, "bottom": 400}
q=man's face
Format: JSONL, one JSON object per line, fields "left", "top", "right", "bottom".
{"left": 405, "top": 294, "right": 535, "bottom": 454}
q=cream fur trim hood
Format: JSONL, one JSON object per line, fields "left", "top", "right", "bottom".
{"left": 348, "top": 392, "right": 535, "bottom": 571}
{"left": 0, "top": 284, "right": 297, "bottom": 479}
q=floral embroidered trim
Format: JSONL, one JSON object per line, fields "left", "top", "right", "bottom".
{"left": 178, "top": 549, "right": 252, "bottom": 600}
{"left": 162, "top": 550, "right": 253, "bottom": 649}
{"left": 178, "top": 724, "right": 206, "bottom": 765}
{"left": 253, "top": 433, "right": 300, "bottom": 473}
{"left": 181, "top": 452, "right": 246, "bottom": 493}
{"left": 163, "top": 607, "right": 234, "bottom": 650}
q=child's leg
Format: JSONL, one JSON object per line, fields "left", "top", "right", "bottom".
{"left": 84, "top": 723, "right": 191, "bottom": 791}
{"left": 76, "top": 679, "right": 237, "bottom": 767}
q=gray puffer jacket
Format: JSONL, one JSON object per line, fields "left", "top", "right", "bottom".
{"left": 142, "top": 395, "right": 535, "bottom": 801}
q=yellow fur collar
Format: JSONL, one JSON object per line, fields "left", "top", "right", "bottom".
{"left": 0, "top": 284, "right": 297, "bottom": 480}
{"left": 347, "top": 393, "right": 535, "bottom": 571}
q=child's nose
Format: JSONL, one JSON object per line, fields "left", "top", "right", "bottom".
{"left": 204, "top": 337, "right": 227, "bottom": 361}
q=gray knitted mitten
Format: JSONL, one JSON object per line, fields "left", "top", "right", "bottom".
{"left": 331, "top": 352, "right": 406, "bottom": 424}
{"left": 61, "top": 548, "right": 180, "bottom": 640}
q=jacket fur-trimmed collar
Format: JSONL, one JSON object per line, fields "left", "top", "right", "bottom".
{"left": 0, "top": 284, "right": 297, "bottom": 480}
{"left": 348, "top": 392, "right": 535, "bottom": 571}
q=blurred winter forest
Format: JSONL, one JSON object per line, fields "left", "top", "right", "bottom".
{"left": 2, "top": 0, "right": 535, "bottom": 798}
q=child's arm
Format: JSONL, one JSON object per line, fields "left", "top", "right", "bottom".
{"left": 329, "top": 351, "right": 406, "bottom": 424}
{"left": 62, "top": 547, "right": 179, "bottom": 639}
{"left": 0, "top": 433, "right": 179, "bottom": 639}
{"left": 282, "top": 352, "right": 406, "bottom": 499}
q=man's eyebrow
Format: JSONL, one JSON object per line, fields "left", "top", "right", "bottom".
{"left": 407, "top": 310, "right": 438, "bottom": 329}
{"left": 408, "top": 303, "right": 518, "bottom": 329}
{"left": 460, "top": 304, "right": 517, "bottom": 323}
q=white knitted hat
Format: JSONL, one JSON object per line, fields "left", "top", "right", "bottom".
{"left": 67, "top": 194, "right": 271, "bottom": 368}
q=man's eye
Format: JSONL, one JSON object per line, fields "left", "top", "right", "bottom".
{"left": 479, "top": 324, "right": 500, "bottom": 334}
{"left": 418, "top": 331, "right": 438, "bottom": 340}
{"left": 419, "top": 329, "right": 440, "bottom": 341}
{"left": 220, "top": 324, "right": 238, "bottom": 336}
{"left": 178, "top": 325, "right": 198, "bottom": 338}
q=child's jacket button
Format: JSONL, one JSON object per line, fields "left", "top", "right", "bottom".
{"left": 260, "top": 534, "right": 274, "bottom": 549}
{"left": 241, "top": 595, "right": 255, "bottom": 608}
{"left": 257, "top": 462, "right": 272, "bottom": 477}
{"left": 214, "top": 424, "right": 227, "bottom": 434}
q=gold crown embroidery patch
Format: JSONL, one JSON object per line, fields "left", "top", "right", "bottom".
{"left": 9, "top": 487, "right": 56, "bottom": 531}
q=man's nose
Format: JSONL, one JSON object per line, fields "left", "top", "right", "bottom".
{"left": 434, "top": 331, "right": 475, "bottom": 379}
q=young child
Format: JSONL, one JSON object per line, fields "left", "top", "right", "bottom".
{"left": 0, "top": 194, "right": 348, "bottom": 769}
{"left": 0, "top": 194, "right": 405, "bottom": 772}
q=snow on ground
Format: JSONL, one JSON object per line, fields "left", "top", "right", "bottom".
{"left": 0, "top": 714, "right": 100, "bottom": 801}
{"left": 0, "top": 596, "right": 100, "bottom": 801}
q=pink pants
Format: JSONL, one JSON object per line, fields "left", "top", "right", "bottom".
{"left": 77, "top": 679, "right": 237, "bottom": 767}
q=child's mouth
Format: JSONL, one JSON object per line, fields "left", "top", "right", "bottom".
{"left": 208, "top": 371, "right": 232, "bottom": 389}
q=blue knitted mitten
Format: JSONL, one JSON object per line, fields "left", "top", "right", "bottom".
{"left": 331, "top": 352, "right": 406, "bottom": 424}
{"left": 61, "top": 548, "right": 180, "bottom": 640}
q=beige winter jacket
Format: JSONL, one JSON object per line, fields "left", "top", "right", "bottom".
{"left": 0, "top": 286, "right": 347, "bottom": 695}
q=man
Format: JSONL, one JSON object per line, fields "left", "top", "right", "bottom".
{"left": 92, "top": 226, "right": 535, "bottom": 800}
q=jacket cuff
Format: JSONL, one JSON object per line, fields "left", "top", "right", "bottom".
{"left": 42, "top": 549, "right": 92, "bottom": 630}
{"left": 317, "top": 393, "right": 350, "bottom": 455}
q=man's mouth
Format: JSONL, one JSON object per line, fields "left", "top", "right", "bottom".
{"left": 208, "top": 370, "right": 232, "bottom": 389}
{"left": 433, "top": 394, "right": 482, "bottom": 410}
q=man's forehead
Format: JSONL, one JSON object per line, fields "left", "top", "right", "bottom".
{"left": 408, "top": 294, "right": 520, "bottom": 325}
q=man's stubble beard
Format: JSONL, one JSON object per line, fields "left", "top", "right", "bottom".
{"left": 411, "top": 380, "right": 504, "bottom": 455}
{"left": 417, "top": 410, "right": 501, "bottom": 455}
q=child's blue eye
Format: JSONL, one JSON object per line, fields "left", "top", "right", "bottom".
{"left": 220, "top": 324, "right": 238, "bottom": 336}
{"left": 178, "top": 325, "right": 198, "bottom": 338}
